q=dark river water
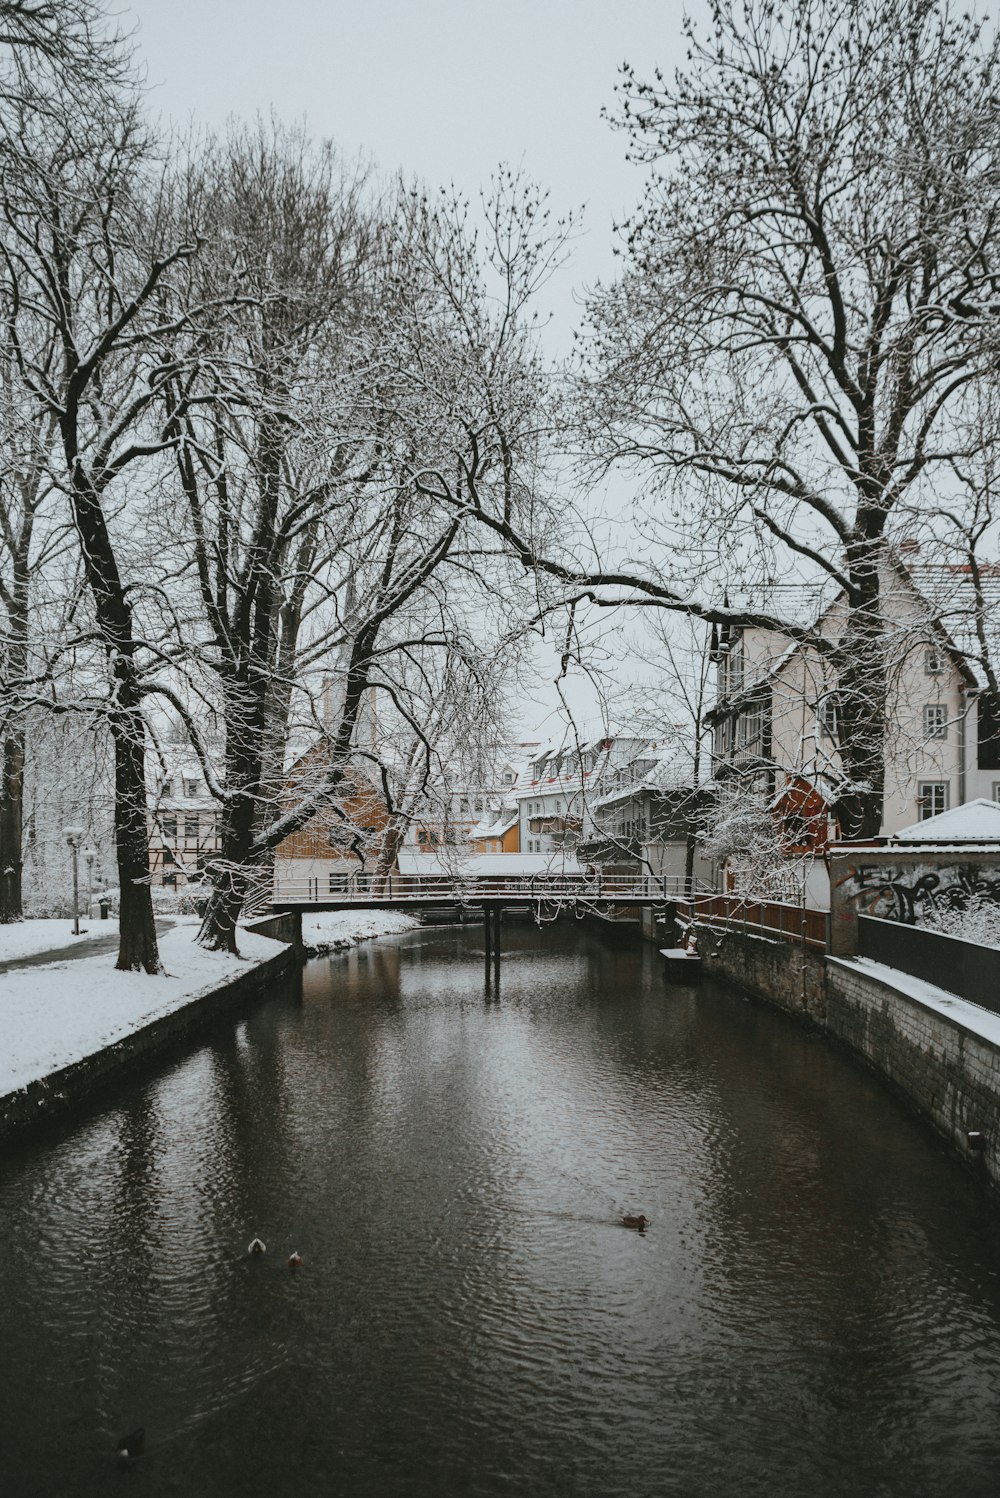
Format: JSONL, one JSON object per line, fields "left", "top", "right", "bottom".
{"left": 3, "top": 922, "right": 1000, "bottom": 1497}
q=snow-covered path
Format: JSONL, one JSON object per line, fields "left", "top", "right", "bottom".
{"left": 0, "top": 918, "right": 122, "bottom": 965}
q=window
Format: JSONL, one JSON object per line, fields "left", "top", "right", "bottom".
{"left": 993, "top": 784, "right": 1000, "bottom": 803}
{"left": 979, "top": 693, "right": 1000, "bottom": 770}
{"left": 818, "top": 695, "right": 841, "bottom": 741}
{"left": 161, "top": 815, "right": 176, "bottom": 840}
{"left": 162, "top": 872, "right": 176, "bottom": 887}
{"left": 184, "top": 815, "right": 199, "bottom": 840}
{"left": 328, "top": 873, "right": 348, "bottom": 892}
{"left": 923, "top": 703, "right": 948, "bottom": 739}
{"left": 728, "top": 635, "right": 745, "bottom": 692}
{"left": 737, "top": 702, "right": 764, "bottom": 751}
{"left": 162, "top": 779, "right": 173, "bottom": 798}
{"left": 162, "top": 847, "right": 175, "bottom": 865}
{"left": 184, "top": 776, "right": 198, "bottom": 797}
{"left": 918, "top": 782, "right": 948, "bottom": 819}
{"left": 925, "top": 647, "right": 944, "bottom": 675}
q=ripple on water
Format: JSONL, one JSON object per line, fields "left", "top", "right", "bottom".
{"left": 2, "top": 927, "right": 1000, "bottom": 1497}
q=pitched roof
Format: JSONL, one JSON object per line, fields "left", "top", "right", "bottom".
{"left": 893, "top": 797, "right": 1000, "bottom": 842}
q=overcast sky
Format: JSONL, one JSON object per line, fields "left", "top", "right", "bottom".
{"left": 124, "top": 1, "right": 700, "bottom": 734}
{"left": 127, "top": 0, "right": 698, "bottom": 358}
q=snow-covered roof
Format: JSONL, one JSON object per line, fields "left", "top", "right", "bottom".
{"left": 468, "top": 812, "right": 518, "bottom": 841}
{"left": 593, "top": 742, "right": 702, "bottom": 807}
{"left": 893, "top": 797, "right": 1000, "bottom": 842}
{"left": 396, "top": 850, "right": 585, "bottom": 878}
{"left": 905, "top": 562, "right": 1000, "bottom": 685}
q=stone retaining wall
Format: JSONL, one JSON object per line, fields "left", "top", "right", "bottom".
{"left": 826, "top": 958, "right": 1000, "bottom": 1188}
{"left": 0, "top": 943, "right": 297, "bottom": 1145}
{"left": 671, "top": 919, "right": 1000, "bottom": 1191}
{"left": 695, "top": 924, "right": 828, "bottom": 1025}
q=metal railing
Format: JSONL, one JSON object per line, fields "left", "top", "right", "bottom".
{"left": 677, "top": 893, "right": 828, "bottom": 950}
{"left": 271, "top": 872, "right": 711, "bottom": 905}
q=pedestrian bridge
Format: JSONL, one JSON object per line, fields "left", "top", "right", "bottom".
{"left": 268, "top": 872, "right": 690, "bottom": 912}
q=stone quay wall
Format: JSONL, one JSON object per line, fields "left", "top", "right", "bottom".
{"left": 0, "top": 942, "right": 297, "bottom": 1145}
{"left": 660, "top": 912, "right": 1000, "bottom": 1190}
{"left": 696, "top": 925, "right": 828, "bottom": 1025}
{"left": 826, "top": 958, "right": 1000, "bottom": 1187}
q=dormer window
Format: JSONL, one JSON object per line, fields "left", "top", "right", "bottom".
{"left": 925, "top": 647, "right": 944, "bottom": 675}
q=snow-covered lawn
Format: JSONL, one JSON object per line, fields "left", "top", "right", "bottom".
{"left": 0, "top": 918, "right": 118, "bottom": 963}
{"left": 300, "top": 908, "right": 421, "bottom": 953}
{"left": 0, "top": 923, "right": 284, "bottom": 1097}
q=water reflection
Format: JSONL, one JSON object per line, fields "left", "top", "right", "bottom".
{"left": 1, "top": 923, "right": 1000, "bottom": 1496}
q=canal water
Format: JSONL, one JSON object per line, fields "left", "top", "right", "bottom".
{"left": 2, "top": 923, "right": 1000, "bottom": 1497}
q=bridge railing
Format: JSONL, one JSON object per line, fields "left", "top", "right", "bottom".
{"left": 270, "top": 872, "right": 707, "bottom": 905}
{"left": 677, "top": 894, "right": 828, "bottom": 950}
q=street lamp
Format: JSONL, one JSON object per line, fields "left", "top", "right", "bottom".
{"left": 63, "top": 826, "right": 85, "bottom": 936}
{"left": 83, "top": 846, "right": 96, "bottom": 920}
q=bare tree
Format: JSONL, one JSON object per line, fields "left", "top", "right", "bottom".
{"left": 586, "top": 0, "right": 1000, "bottom": 837}
{"left": 0, "top": 58, "right": 202, "bottom": 968}
{"left": 452, "top": 0, "right": 1000, "bottom": 842}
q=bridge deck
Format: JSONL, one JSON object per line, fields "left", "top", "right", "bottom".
{"left": 270, "top": 894, "right": 664, "bottom": 913}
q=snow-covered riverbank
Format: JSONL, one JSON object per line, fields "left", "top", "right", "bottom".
{"left": 0, "top": 910, "right": 423, "bottom": 1102}
{"left": 300, "top": 909, "right": 421, "bottom": 955}
{"left": 0, "top": 921, "right": 285, "bottom": 1097}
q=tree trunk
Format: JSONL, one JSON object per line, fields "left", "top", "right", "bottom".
{"left": 197, "top": 680, "right": 264, "bottom": 954}
{"left": 0, "top": 548, "right": 31, "bottom": 922}
{"left": 0, "top": 724, "right": 25, "bottom": 922}
{"left": 67, "top": 469, "right": 160, "bottom": 973}
{"left": 834, "top": 534, "right": 887, "bottom": 841}
{"left": 373, "top": 814, "right": 407, "bottom": 895}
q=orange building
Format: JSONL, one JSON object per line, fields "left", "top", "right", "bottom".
{"left": 273, "top": 743, "right": 390, "bottom": 897}
{"left": 467, "top": 811, "right": 520, "bottom": 855}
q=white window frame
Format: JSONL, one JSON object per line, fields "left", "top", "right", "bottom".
{"left": 818, "top": 694, "right": 840, "bottom": 741}
{"left": 925, "top": 646, "right": 944, "bottom": 675}
{"left": 918, "top": 781, "right": 949, "bottom": 820}
{"left": 923, "top": 703, "right": 948, "bottom": 740}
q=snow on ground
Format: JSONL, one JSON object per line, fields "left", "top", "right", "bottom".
{"left": 0, "top": 918, "right": 117, "bottom": 962}
{"left": 300, "top": 909, "right": 421, "bottom": 953}
{"left": 0, "top": 923, "right": 284, "bottom": 1097}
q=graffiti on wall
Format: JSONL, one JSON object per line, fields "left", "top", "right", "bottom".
{"left": 838, "top": 861, "right": 1000, "bottom": 924}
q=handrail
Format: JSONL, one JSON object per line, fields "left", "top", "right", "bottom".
{"left": 270, "top": 872, "right": 710, "bottom": 904}
{"left": 676, "top": 893, "right": 828, "bottom": 950}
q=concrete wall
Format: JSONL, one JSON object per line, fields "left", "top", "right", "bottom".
{"left": 244, "top": 910, "right": 302, "bottom": 949}
{"left": 829, "top": 846, "right": 1000, "bottom": 956}
{"left": 0, "top": 943, "right": 298, "bottom": 1145}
